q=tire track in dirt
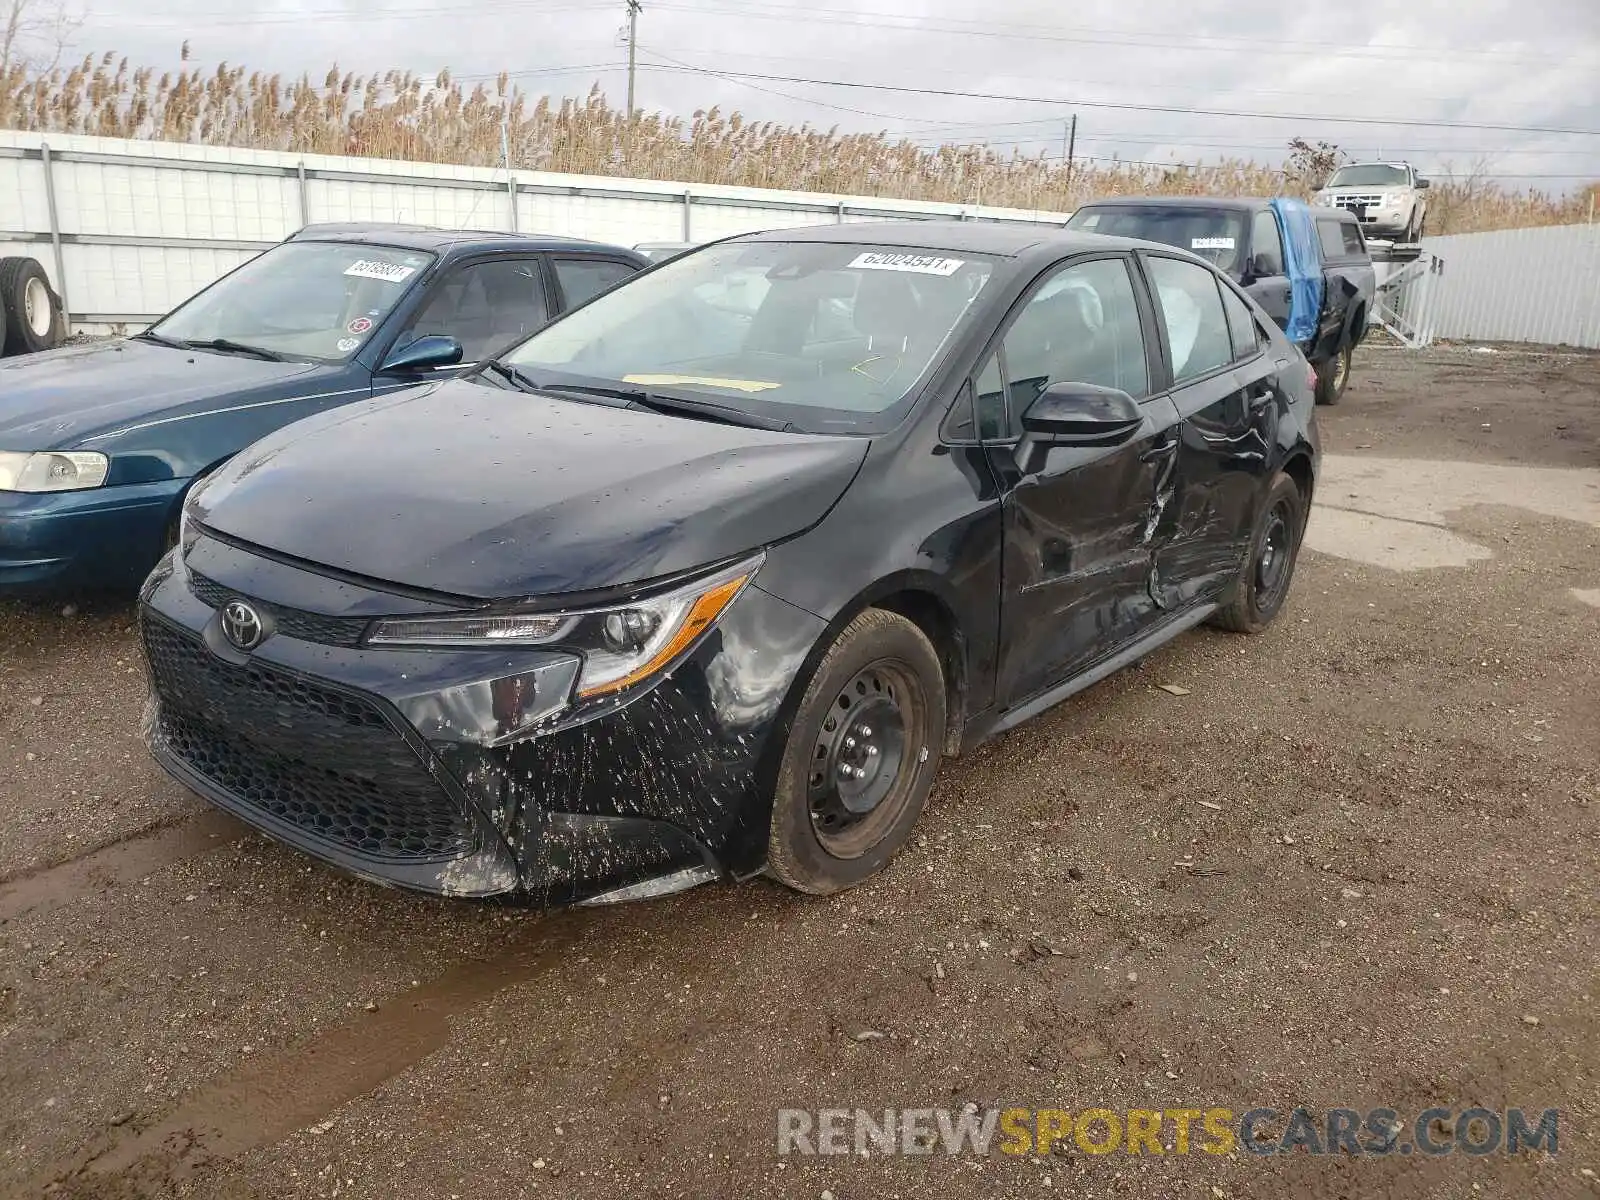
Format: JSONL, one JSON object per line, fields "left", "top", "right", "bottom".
{"left": 0, "top": 810, "right": 248, "bottom": 924}
{"left": 25, "top": 913, "right": 603, "bottom": 1199}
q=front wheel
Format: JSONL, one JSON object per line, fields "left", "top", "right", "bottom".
{"left": 1210, "top": 471, "right": 1306, "bottom": 635}
{"left": 1314, "top": 342, "right": 1351, "bottom": 405}
{"left": 766, "top": 608, "right": 946, "bottom": 895}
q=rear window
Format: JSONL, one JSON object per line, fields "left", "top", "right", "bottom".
{"left": 1067, "top": 207, "right": 1248, "bottom": 276}
{"left": 1317, "top": 219, "right": 1348, "bottom": 260}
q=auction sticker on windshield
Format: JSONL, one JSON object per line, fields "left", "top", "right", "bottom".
{"left": 1191, "top": 237, "right": 1236, "bottom": 250}
{"left": 344, "top": 260, "right": 417, "bottom": 284}
{"left": 848, "top": 252, "right": 965, "bottom": 276}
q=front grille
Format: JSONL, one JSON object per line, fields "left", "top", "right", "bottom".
{"left": 188, "top": 569, "right": 370, "bottom": 648}
{"left": 143, "top": 612, "right": 476, "bottom": 862}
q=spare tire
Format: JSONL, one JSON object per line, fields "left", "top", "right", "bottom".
{"left": 0, "top": 257, "right": 65, "bottom": 356}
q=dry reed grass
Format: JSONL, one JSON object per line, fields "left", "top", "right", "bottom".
{"left": 1, "top": 52, "right": 1593, "bottom": 235}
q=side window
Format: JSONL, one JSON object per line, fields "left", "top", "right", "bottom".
{"left": 1340, "top": 220, "right": 1367, "bottom": 257}
{"left": 401, "top": 258, "right": 547, "bottom": 362}
{"left": 1219, "top": 281, "right": 1263, "bottom": 362}
{"left": 1317, "top": 219, "right": 1347, "bottom": 261}
{"left": 995, "top": 256, "right": 1149, "bottom": 429}
{"left": 1145, "top": 256, "right": 1233, "bottom": 383}
{"left": 1250, "top": 210, "right": 1284, "bottom": 275}
{"left": 552, "top": 257, "right": 638, "bottom": 309}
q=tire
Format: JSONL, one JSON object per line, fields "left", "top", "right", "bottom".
{"left": 766, "top": 608, "right": 946, "bottom": 895}
{"left": 1210, "top": 472, "right": 1306, "bottom": 634}
{"left": 1314, "top": 342, "right": 1351, "bottom": 405}
{"left": 0, "top": 257, "right": 65, "bottom": 356}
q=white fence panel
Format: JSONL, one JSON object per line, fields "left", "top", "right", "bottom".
{"left": 1422, "top": 223, "right": 1600, "bottom": 349}
{"left": 0, "top": 129, "right": 1069, "bottom": 334}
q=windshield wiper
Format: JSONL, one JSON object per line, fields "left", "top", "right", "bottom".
{"left": 177, "top": 338, "right": 287, "bottom": 362}
{"left": 629, "top": 391, "right": 793, "bottom": 432}
{"left": 133, "top": 330, "right": 187, "bottom": 349}
{"left": 525, "top": 380, "right": 791, "bottom": 432}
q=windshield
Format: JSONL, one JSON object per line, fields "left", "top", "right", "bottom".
{"left": 150, "top": 241, "right": 436, "bottom": 362}
{"left": 499, "top": 240, "right": 998, "bottom": 433}
{"left": 1326, "top": 165, "right": 1409, "bottom": 188}
{"left": 1067, "top": 207, "right": 1248, "bottom": 274}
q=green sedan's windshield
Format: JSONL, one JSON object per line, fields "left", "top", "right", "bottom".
{"left": 499, "top": 240, "right": 998, "bottom": 433}
{"left": 149, "top": 241, "right": 435, "bottom": 362}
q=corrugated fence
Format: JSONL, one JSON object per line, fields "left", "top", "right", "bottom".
{"left": 0, "top": 130, "right": 1069, "bottom": 333}
{"left": 3, "top": 129, "right": 1595, "bottom": 349}
{"left": 1420, "top": 222, "right": 1600, "bottom": 350}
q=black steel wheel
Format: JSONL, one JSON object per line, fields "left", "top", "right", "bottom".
{"left": 1210, "top": 471, "right": 1306, "bottom": 635}
{"left": 767, "top": 608, "right": 945, "bottom": 894}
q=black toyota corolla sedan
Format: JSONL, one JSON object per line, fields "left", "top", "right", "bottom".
{"left": 139, "top": 221, "right": 1319, "bottom": 906}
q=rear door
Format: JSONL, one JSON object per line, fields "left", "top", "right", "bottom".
{"left": 991, "top": 253, "right": 1183, "bottom": 708}
{"left": 1243, "top": 207, "right": 1293, "bottom": 334}
{"left": 549, "top": 254, "right": 644, "bottom": 312}
{"left": 1142, "top": 253, "right": 1280, "bottom": 607}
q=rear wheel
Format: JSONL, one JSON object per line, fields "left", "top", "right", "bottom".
{"left": 0, "top": 257, "right": 64, "bottom": 356}
{"left": 767, "top": 608, "right": 945, "bottom": 895}
{"left": 1210, "top": 472, "right": 1306, "bottom": 634}
{"left": 1315, "top": 342, "right": 1351, "bottom": 405}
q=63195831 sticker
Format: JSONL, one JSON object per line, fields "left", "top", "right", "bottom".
{"left": 343, "top": 259, "right": 417, "bottom": 284}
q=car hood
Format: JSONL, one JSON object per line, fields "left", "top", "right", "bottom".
{"left": 195, "top": 378, "right": 870, "bottom": 600}
{"left": 0, "top": 338, "right": 329, "bottom": 448}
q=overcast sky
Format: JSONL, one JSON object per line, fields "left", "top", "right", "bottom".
{"left": 81, "top": 0, "right": 1600, "bottom": 190}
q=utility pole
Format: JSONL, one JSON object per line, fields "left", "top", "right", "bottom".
{"left": 626, "top": 0, "right": 641, "bottom": 116}
{"left": 1064, "top": 114, "right": 1077, "bottom": 191}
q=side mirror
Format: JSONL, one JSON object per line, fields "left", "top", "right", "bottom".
{"left": 1247, "top": 253, "right": 1279, "bottom": 281}
{"left": 1415, "top": 178, "right": 1430, "bottom": 190}
{"left": 380, "top": 334, "right": 464, "bottom": 374}
{"left": 1016, "top": 382, "right": 1144, "bottom": 474}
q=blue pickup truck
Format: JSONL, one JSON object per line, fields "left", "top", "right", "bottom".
{"left": 0, "top": 224, "right": 649, "bottom": 594}
{"left": 1067, "top": 197, "right": 1376, "bottom": 405}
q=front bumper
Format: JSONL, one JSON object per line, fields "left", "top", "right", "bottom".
{"left": 138, "top": 534, "right": 826, "bottom": 904}
{"left": 0, "top": 479, "right": 181, "bottom": 593}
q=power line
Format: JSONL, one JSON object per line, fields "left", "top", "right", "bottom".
{"left": 620, "top": 62, "right": 1600, "bottom": 138}
{"left": 646, "top": 0, "right": 1594, "bottom": 67}
{"left": 633, "top": 41, "right": 1566, "bottom": 111}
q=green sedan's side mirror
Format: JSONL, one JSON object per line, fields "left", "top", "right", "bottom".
{"left": 381, "top": 335, "right": 464, "bottom": 374}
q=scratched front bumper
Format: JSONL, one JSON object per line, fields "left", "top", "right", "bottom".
{"left": 138, "top": 534, "right": 826, "bottom": 905}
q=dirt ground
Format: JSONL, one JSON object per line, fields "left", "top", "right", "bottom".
{"left": 2, "top": 342, "right": 1597, "bottom": 1199}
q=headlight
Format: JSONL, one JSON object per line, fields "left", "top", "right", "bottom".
{"left": 0, "top": 451, "right": 110, "bottom": 493}
{"left": 367, "top": 553, "right": 762, "bottom": 699}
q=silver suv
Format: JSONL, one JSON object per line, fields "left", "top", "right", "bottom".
{"left": 1315, "top": 162, "right": 1430, "bottom": 243}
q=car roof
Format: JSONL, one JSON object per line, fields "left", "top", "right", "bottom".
{"left": 732, "top": 219, "right": 1154, "bottom": 258}
{"left": 1073, "top": 196, "right": 1275, "bottom": 214}
{"left": 286, "top": 222, "right": 637, "bottom": 256}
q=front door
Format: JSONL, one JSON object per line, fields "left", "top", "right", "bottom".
{"left": 990, "top": 254, "right": 1181, "bottom": 709}
{"left": 375, "top": 255, "right": 552, "bottom": 394}
{"left": 1243, "top": 207, "right": 1293, "bottom": 334}
{"left": 1142, "top": 253, "right": 1279, "bottom": 608}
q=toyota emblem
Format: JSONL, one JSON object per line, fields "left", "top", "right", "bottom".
{"left": 220, "top": 599, "right": 265, "bottom": 650}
